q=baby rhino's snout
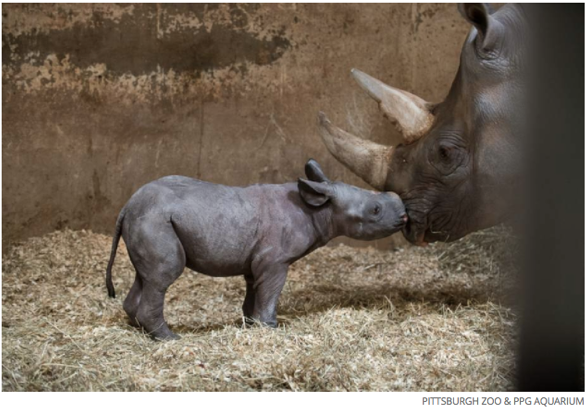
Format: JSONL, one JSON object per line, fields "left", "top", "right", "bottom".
{"left": 386, "top": 192, "right": 408, "bottom": 229}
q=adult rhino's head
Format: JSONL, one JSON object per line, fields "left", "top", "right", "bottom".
{"left": 319, "top": 4, "right": 527, "bottom": 245}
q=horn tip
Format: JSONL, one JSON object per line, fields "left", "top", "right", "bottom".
{"left": 351, "top": 68, "right": 368, "bottom": 80}
{"left": 317, "top": 111, "right": 330, "bottom": 125}
{"left": 317, "top": 112, "right": 336, "bottom": 145}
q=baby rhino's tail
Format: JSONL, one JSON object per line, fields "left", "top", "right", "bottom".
{"left": 106, "top": 209, "right": 125, "bottom": 298}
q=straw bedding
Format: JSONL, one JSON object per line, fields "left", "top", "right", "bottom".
{"left": 3, "top": 228, "right": 517, "bottom": 391}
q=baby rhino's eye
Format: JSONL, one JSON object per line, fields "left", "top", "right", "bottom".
{"left": 372, "top": 205, "right": 381, "bottom": 215}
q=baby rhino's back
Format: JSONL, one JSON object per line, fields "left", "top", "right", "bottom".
{"left": 124, "top": 176, "right": 262, "bottom": 276}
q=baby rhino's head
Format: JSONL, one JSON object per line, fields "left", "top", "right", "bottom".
{"left": 298, "top": 159, "right": 407, "bottom": 241}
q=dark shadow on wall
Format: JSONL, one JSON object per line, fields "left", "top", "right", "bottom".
{"left": 2, "top": 4, "right": 291, "bottom": 76}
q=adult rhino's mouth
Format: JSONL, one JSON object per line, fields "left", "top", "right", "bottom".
{"left": 402, "top": 209, "right": 428, "bottom": 246}
{"left": 402, "top": 209, "right": 454, "bottom": 246}
{"left": 402, "top": 218, "right": 430, "bottom": 246}
{"left": 399, "top": 198, "right": 433, "bottom": 246}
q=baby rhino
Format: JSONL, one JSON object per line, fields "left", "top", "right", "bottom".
{"left": 106, "top": 159, "right": 406, "bottom": 340}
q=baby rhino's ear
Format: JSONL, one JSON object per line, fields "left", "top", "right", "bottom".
{"left": 298, "top": 178, "right": 332, "bottom": 207}
{"left": 305, "top": 159, "right": 330, "bottom": 183}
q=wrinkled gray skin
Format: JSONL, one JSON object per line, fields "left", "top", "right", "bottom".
{"left": 318, "top": 4, "right": 527, "bottom": 246}
{"left": 106, "top": 160, "right": 406, "bottom": 340}
{"left": 396, "top": 4, "right": 527, "bottom": 244}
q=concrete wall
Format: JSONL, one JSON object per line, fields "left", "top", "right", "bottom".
{"left": 2, "top": 3, "right": 470, "bottom": 249}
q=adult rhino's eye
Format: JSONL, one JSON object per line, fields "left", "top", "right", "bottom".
{"left": 439, "top": 145, "right": 452, "bottom": 161}
{"left": 429, "top": 139, "right": 466, "bottom": 175}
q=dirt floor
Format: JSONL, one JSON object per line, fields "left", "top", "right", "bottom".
{"left": 2, "top": 228, "right": 517, "bottom": 391}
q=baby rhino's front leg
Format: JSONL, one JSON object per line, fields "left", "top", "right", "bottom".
{"left": 244, "top": 263, "right": 288, "bottom": 327}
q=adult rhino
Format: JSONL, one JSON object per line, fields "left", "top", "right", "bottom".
{"left": 318, "top": 3, "right": 526, "bottom": 245}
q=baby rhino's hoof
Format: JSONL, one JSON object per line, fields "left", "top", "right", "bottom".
{"left": 151, "top": 331, "right": 181, "bottom": 341}
{"left": 145, "top": 324, "right": 181, "bottom": 341}
{"left": 243, "top": 316, "right": 277, "bottom": 328}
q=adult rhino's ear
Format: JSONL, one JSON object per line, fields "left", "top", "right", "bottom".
{"left": 298, "top": 178, "right": 332, "bottom": 207}
{"left": 305, "top": 159, "right": 330, "bottom": 183}
{"left": 459, "top": 3, "right": 503, "bottom": 57}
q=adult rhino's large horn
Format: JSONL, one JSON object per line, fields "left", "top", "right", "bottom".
{"left": 351, "top": 69, "right": 435, "bottom": 143}
{"left": 317, "top": 112, "right": 393, "bottom": 190}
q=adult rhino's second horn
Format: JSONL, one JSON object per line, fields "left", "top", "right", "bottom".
{"left": 351, "top": 68, "right": 435, "bottom": 143}
{"left": 317, "top": 112, "right": 393, "bottom": 191}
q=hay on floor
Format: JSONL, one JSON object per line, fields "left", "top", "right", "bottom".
{"left": 2, "top": 228, "right": 517, "bottom": 391}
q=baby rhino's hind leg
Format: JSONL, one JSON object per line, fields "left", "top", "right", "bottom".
{"left": 126, "top": 220, "right": 186, "bottom": 340}
{"left": 242, "top": 274, "right": 256, "bottom": 325}
{"left": 123, "top": 274, "right": 143, "bottom": 327}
